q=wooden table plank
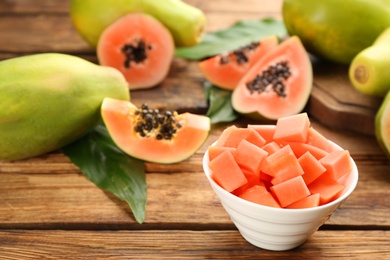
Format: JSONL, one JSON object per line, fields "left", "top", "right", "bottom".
{"left": 0, "top": 230, "right": 389, "bottom": 259}
{"left": 1, "top": 121, "right": 389, "bottom": 229}
{"left": 1, "top": 0, "right": 390, "bottom": 258}
{"left": 1, "top": 163, "right": 389, "bottom": 229}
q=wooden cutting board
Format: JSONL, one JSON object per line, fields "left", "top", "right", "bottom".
{"left": 307, "top": 59, "right": 383, "bottom": 136}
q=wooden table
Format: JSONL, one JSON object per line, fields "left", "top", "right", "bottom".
{"left": 1, "top": 0, "right": 389, "bottom": 258}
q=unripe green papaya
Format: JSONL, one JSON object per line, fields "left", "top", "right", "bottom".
{"left": 282, "top": 0, "right": 390, "bottom": 64}
{"left": 0, "top": 53, "right": 129, "bottom": 161}
{"left": 374, "top": 27, "right": 390, "bottom": 45}
{"left": 375, "top": 90, "right": 390, "bottom": 159}
{"left": 349, "top": 27, "right": 390, "bottom": 97}
{"left": 70, "top": 0, "right": 206, "bottom": 48}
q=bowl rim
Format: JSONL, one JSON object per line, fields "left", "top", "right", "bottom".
{"left": 203, "top": 139, "right": 359, "bottom": 214}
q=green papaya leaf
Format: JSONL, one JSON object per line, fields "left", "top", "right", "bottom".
{"left": 204, "top": 82, "right": 238, "bottom": 124}
{"left": 62, "top": 124, "right": 147, "bottom": 224}
{"left": 175, "top": 18, "right": 287, "bottom": 60}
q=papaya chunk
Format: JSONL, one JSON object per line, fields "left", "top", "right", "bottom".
{"left": 270, "top": 176, "right": 310, "bottom": 207}
{"left": 239, "top": 185, "right": 281, "bottom": 208}
{"left": 209, "top": 150, "right": 247, "bottom": 193}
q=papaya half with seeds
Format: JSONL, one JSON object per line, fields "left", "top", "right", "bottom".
{"left": 198, "top": 35, "right": 279, "bottom": 90}
{"left": 349, "top": 27, "right": 390, "bottom": 97}
{"left": 282, "top": 0, "right": 390, "bottom": 64}
{"left": 231, "top": 36, "right": 313, "bottom": 120}
{"left": 70, "top": 0, "right": 206, "bottom": 48}
{"left": 97, "top": 13, "right": 175, "bottom": 90}
{"left": 101, "top": 98, "right": 210, "bottom": 164}
{"left": 0, "top": 53, "right": 129, "bottom": 161}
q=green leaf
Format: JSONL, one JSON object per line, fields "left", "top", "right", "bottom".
{"left": 175, "top": 18, "right": 287, "bottom": 60}
{"left": 62, "top": 124, "right": 147, "bottom": 224}
{"left": 205, "top": 82, "right": 238, "bottom": 124}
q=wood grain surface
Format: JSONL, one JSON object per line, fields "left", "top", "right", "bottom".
{"left": 0, "top": 0, "right": 389, "bottom": 259}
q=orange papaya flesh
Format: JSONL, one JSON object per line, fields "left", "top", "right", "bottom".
{"left": 101, "top": 97, "right": 210, "bottom": 164}
{"left": 231, "top": 36, "right": 313, "bottom": 120}
{"left": 286, "top": 193, "right": 320, "bottom": 209}
{"left": 198, "top": 35, "right": 279, "bottom": 90}
{"left": 239, "top": 185, "right": 281, "bottom": 208}
{"left": 97, "top": 13, "right": 175, "bottom": 90}
{"left": 208, "top": 113, "right": 355, "bottom": 209}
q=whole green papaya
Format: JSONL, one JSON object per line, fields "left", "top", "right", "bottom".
{"left": 282, "top": 0, "right": 390, "bottom": 64}
{"left": 0, "top": 53, "right": 129, "bottom": 161}
{"left": 349, "top": 27, "right": 390, "bottom": 96}
{"left": 70, "top": 0, "right": 206, "bottom": 48}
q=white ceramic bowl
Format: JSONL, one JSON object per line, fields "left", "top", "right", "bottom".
{"left": 203, "top": 140, "right": 358, "bottom": 251}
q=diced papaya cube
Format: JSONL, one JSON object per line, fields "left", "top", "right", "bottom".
{"left": 273, "top": 112, "right": 311, "bottom": 143}
{"left": 243, "top": 128, "right": 267, "bottom": 148}
{"left": 298, "top": 151, "right": 327, "bottom": 185}
{"left": 286, "top": 193, "right": 320, "bottom": 209}
{"left": 308, "top": 174, "right": 344, "bottom": 205}
{"left": 260, "top": 171, "right": 273, "bottom": 183}
{"left": 239, "top": 185, "right": 281, "bottom": 208}
{"left": 261, "top": 141, "right": 281, "bottom": 154}
{"left": 260, "top": 159, "right": 275, "bottom": 177}
{"left": 270, "top": 176, "right": 311, "bottom": 207}
{"left": 208, "top": 146, "right": 236, "bottom": 161}
{"left": 209, "top": 150, "right": 247, "bottom": 192}
{"left": 306, "top": 127, "right": 335, "bottom": 153}
{"left": 270, "top": 153, "right": 304, "bottom": 185}
{"left": 248, "top": 124, "right": 276, "bottom": 144}
{"left": 259, "top": 142, "right": 281, "bottom": 177}
{"left": 234, "top": 139, "right": 268, "bottom": 174}
{"left": 259, "top": 171, "right": 273, "bottom": 190}
{"left": 266, "top": 144, "right": 294, "bottom": 172}
{"left": 286, "top": 142, "right": 329, "bottom": 160}
{"left": 267, "top": 145, "right": 304, "bottom": 185}
{"left": 216, "top": 127, "right": 266, "bottom": 148}
{"left": 319, "top": 150, "right": 353, "bottom": 180}
{"left": 242, "top": 167, "right": 260, "bottom": 180}
{"left": 215, "top": 125, "right": 237, "bottom": 147}
{"left": 232, "top": 170, "right": 262, "bottom": 196}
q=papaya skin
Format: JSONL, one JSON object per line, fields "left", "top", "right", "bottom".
{"left": 374, "top": 27, "right": 390, "bottom": 45}
{"left": 70, "top": 0, "right": 206, "bottom": 48}
{"left": 375, "top": 90, "right": 390, "bottom": 159}
{"left": 282, "top": 0, "right": 390, "bottom": 64}
{"left": 349, "top": 27, "right": 390, "bottom": 97}
{"left": 0, "top": 53, "right": 129, "bottom": 161}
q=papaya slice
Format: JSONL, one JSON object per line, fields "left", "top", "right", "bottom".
{"left": 198, "top": 35, "right": 279, "bottom": 90}
{"left": 101, "top": 98, "right": 210, "bottom": 164}
{"left": 97, "top": 13, "right": 175, "bottom": 90}
{"left": 231, "top": 36, "right": 313, "bottom": 120}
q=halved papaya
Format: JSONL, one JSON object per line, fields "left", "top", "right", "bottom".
{"left": 198, "top": 35, "right": 279, "bottom": 90}
{"left": 97, "top": 13, "right": 175, "bottom": 90}
{"left": 101, "top": 97, "right": 210, "bottom": 164}
{"left": 231, "top": 36, "right": 313, "bottom": 120}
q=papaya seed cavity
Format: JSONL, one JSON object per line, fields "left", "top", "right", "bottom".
{"left": 246, "top": 60, "right": 291, "bottom": 97}
{"left": 134, "top": 103, "right": 182, "bottom": 140}
{"left": 121, "top": 39, "right": 152, "bottom": 68}
{"left": 220, "top": 42, "right": 260, "bottom": 65}
{"left": 353, "top": 65, "right": 369, "bottom": 84}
